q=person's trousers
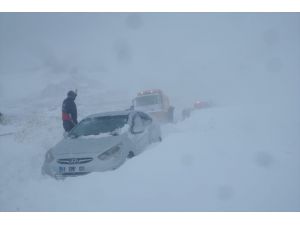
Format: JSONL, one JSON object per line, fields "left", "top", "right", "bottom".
{"left": 63, "top": 120, "right": 75, "bottom": 132}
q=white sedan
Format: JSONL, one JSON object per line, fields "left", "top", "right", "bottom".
{"left": 42, "top": 110, "right": 162, "bottom": 179}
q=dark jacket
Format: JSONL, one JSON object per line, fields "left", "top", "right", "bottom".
{"left": 62, "top": 97, "right": 78, "bottom": 124}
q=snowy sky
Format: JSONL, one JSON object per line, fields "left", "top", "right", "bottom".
{"left": 0, "top": 13, "right": 299, "bottom": 106}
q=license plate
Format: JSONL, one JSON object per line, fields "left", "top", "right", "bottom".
{"left": 59, "top": 166, "right": 85, "bottom": 173}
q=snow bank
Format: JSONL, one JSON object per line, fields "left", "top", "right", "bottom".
{"left": 0, "top": 103, "right": 299, "bottom": 211}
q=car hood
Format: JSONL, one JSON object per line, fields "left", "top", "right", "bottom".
{"left": 51, "top": 134, "right": 125, "bottom": 156}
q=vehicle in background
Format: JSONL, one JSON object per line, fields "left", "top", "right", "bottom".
{"left": 0, "top": 112, "right": 8, "bottom": 125}
{"left": 132, "top": 89, "right": 175, "bottom": 123}
{"left": 193, "top": 100, "right": 211, "bottom": 110}
{"left": 42, "top": 110, "right": 162, "bottom": 179}
{"left": 181, "top": 107, "right": 193, "bottom": 120}
{"left": 181, "top": 100, "right": 212, "bottom": 121}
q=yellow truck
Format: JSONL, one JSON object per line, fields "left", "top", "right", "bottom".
{"left": 132, "top": 89, "right": 174, "bottom": 123}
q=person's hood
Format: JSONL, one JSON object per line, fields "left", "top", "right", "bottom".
{"left": 50, "top": 134, "right": 125, "bottom": 156}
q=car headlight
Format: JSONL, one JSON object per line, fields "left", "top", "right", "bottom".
{"left": 98, "top": 144, "right": 122, "bottom": 161}
{"left": 45, "top": 150, "right": 54, "bottom": 163}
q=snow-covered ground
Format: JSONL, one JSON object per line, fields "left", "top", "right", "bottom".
{"left": 0, "top": 86, "right": 299, "bottom": 211}
{"left": 0, "top": 13, "right": 299, "bottom": 211}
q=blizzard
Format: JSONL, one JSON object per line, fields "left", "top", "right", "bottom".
{"left": 0, "top": 13, "right": 299, "bottom": 211}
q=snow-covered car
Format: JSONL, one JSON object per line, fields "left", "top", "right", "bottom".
{"left": 132, "top": 89, "right": 175, "bottom": 123}
{"left": 42, "top": 110, "right": 162, "bottom": 179}
{"left": 181, "top": 107, "right": 193, "bottom": 121}
{"left": 181, "top": 100, "right": 212, "bottom": 120}
{"left": 193, "top": 100, "right": 211, "bottom": 109}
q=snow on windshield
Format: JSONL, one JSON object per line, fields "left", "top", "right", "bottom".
{"left": 78, "top": 124, "right": 130, "bottom": 139}
{"left": 70, "top": 115, "right": 128, "bottom": 137}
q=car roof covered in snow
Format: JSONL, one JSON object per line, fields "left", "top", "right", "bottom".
{"left": 85, "top": 110, "right": 133, "bottom": 119}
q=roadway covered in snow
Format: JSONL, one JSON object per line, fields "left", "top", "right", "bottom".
{"left": 0, "top": 94, "right": 299, "bottom": 211}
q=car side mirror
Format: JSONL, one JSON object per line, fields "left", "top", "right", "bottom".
{"left": 131, "top": 125, "right": 144, "bottom": 134}
{"left": 131, "top": 115, "right": 145, "bottom": 134}
{"left": 144, "top": 119, "right": 152, "bottom": 126}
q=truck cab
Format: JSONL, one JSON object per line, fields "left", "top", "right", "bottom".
{"left": 132, "top": 89, "right": 174, "bottom": 123}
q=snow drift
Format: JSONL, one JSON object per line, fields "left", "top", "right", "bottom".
{"left": 0, "top": 13, "right": 299, "bottom": 211}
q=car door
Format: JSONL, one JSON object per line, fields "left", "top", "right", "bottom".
{"left": 130, "top": 113, "right": 149, "bottom": 155}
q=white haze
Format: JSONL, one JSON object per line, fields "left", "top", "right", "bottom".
{"left": 0, "top": 13, "right": 299, "bottom": 211}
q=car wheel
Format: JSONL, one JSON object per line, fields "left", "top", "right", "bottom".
{"left": 127, "top": 151, "right": 135, "bottom": 159}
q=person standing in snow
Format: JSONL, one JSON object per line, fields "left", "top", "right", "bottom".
{"left": 62, "top": 90, "right": 78, "bottom": 132}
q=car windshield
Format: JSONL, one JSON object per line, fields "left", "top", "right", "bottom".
{"left": 134, "top": 95, "right": 161, "bottom": 106}
{"left": 69, "top": 115, "right": 128, "bottom": 137}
